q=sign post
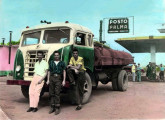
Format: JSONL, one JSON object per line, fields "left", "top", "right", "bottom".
{"left": 108, "top": 18, "right": 129, "bottom": 33}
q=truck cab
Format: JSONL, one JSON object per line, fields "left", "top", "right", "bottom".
{"left": 14, "top": 22, "right": 94, "bottom": 80}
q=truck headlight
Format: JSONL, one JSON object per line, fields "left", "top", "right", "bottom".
{"left": 16, "top": 65, "right": 21, "bottom": 72}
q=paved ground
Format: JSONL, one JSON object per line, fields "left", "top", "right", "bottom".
{"left": 0, "top": 76, "right": 165, "bottom": 120}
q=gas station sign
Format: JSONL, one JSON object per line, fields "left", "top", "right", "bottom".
{"left": 108, "top": 18, "right": 129, "bottom": 33}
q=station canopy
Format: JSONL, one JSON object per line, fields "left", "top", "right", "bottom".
{"left": 115, "top": 36, "right": 165, "bottom": 53}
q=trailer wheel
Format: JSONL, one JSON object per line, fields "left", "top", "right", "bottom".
{"left": 21, "top": 85, "right": 29, "bottom": 98}
{"left": 112, "top": 72, "right": 119, "bottom": 91}
{"left": 118, "top": 70, "right": 128, "bottom": 91}
{"left": 21, "top": 85, "right": 45, "bottom": 99}
{"left": 82, "top": 72, "right": 92, "bottom": 104}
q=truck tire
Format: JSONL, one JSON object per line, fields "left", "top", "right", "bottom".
{"left": 112, "top": 72, "right": 119, "bottom": 91}
{"left": 82, "top": 72, "right": 92, "bottom": 104}
{"left": 118, "top": 70, "right": 128, "bottom": 91}
{"left": 21, "top": 85, "right": 45, "bottom": 99}
{"left": 68, "top": 72, "right": 92, "bottom": 104}
{"left": 21, "top": 85, "right": 29, "bottom": 98}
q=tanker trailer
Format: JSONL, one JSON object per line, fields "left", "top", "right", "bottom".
{"left": 93, "top": 45, "right": 134, "bottom": 91}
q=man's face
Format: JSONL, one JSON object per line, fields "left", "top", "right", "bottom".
{"left": 37, "top": 53, "right": 43, "bottom": 60}
{"left": 73, "top": 51, "right": 78, "bottom": 58}
{"left": 54, "top": 53, "right": 60, "bottom": 61}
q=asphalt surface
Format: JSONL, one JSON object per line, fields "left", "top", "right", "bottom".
{"left": 0, "top": 76, "right": 165, "bottom": 120}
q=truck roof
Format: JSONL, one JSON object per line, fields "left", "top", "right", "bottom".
{"left": 22, "top": 22, "right": 93, "bottom": 34}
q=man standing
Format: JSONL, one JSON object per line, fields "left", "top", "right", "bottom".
{"left": 27, "top": 51, "right": 48, "bottom": 112}
{"left": 47, "top": 51, "right": 66, "bottom": 115}
{"left": 137, "top": 63, "right": 142, "bottom": 82}
{"left": 131, "top": 63, "right": 136, "bottom": 82}
{"left": 158, "top": 64, "right": 164, "bottom": 81}
{"left": 146, "top": 62, "right": 152, "bottom": 80}
{"left": 67, "top": 48, "right": 86, "bottom": 110}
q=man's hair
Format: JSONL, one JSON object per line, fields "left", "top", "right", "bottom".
{"left": 54, "top": 51, "right": 60, "bottom": 55}
{"left": 37, "top": 51, "right": 44, "bottom": 55}
{"left": 73, "top": 48, "right": 78, "bottom": 53}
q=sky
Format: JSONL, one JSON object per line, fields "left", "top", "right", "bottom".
{"left": 0, "top": 0, "right": 165, "bottom": 67}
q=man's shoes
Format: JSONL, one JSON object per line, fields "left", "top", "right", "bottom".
{"left": 55, "top": 108, "right": 61, "bottom": 115}
{"left": 75, "top": 105, "right": 82, "bottom": 110}
{"left": 32, "top": 108, "right": 38, "bottom": 112}
{"left": 49, "top": 107, "right": 55, "bottom": 114}
{"left": 27, "top": 107, "right": 34, "bottom": 112}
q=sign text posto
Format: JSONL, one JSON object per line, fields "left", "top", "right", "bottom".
{"left": 108, "top": 18, "right": 129, "bottom": 33}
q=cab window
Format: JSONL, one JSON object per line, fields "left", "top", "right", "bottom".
{"left": 22, "top": 31, "right": 41, "bottom": 46}
{"left": 75, "top": 33, "right": 86, "bottom": 46}
{"left": 43, "top": 29, "right": 70, "bottom": 44}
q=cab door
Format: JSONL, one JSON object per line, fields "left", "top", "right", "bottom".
{"left": 73, "top": 32, "right": 94, "bottom": 72}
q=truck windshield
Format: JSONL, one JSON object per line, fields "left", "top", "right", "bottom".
{"left": 22, "top": 31, "right": 41, "bottom": 46}
{"left": 43, "top": 29, "right": 70, "bottom": 44}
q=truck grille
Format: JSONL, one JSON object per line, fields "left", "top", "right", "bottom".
{"left": 24, "top": 50, "right": 48, "bottom": 77}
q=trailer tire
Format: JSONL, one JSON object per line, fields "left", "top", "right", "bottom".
{"left": 21, "top": 85, "right": 45, "bottom": 99}
{"left": 112, "top": 72, "right": 119, "bottom": 91}
{"left": 21, "top": 85, "right": 29, "bottom": 98}
{"left": 118, "top": 70, "right": 128, "bottom": 91}
{"left": 82, "top": 72, "right": 92, "bottom": 104}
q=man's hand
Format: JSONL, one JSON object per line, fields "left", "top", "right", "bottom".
{"left": 74, "top": 69, "right": 79, "bottom": 74}
{"left": 46, "top": 80, "right": 49, "bottom": 85}
{"left": 62, "top": 80, "right": 65, "bottom": 86}
{"left": 37, "top": 80, "right": 42, "bottom": 85}
{"left": 67, "top": 64, "right": 72, "bottom": 68}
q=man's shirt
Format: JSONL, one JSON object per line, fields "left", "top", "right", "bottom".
{"left": 137, "top": 67, "right": 141, "bottom": 72}
{"left": 34, "top": 60, "right": 48, "bottom": 77}
{"left": 131, "top": 65, "right": 136, "bottom": 73}
{"left": 160, "top": 67, "right": 165, "bottom": 71}
{"left": 49, "top": 60, "right": 66, "bottom": 74}
{"left": 69, "top": 56, "right": 86, "bottom": 71}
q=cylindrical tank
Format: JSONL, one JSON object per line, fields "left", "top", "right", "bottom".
{"left": 94, "top": 46, "right": 134, "bottom": 66}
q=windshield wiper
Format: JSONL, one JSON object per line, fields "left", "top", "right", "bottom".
{"left": 58, "top": 28, "right": 69, "bottom": 36}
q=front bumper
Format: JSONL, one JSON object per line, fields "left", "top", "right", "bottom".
{"left": 7, "top": 80, "right": 31, "bottom": 86}
{"left": 6, "top": 80, "right": 70, "bottom": 88}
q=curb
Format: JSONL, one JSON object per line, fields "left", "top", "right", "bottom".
{"left": 0, "top": 106, "right": 11, "bottom": 120}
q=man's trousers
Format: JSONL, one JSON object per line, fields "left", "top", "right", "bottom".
{"left": 67, "top": 69, "right": 85, "bottom": 105}
{"left": 29, "top": 75, "right": 44, "bottom": 108}
{"left": 49, "top": 75, "right": 62, "bottom": 108}
{"left": 132, "top": 72, "right": 135, "bottom": 82}
{"left": 159, "top": 71, "right": 164, "bottom": 80}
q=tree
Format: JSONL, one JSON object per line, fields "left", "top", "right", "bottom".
{"left": 0, "top": 39, "right": 20, "bottom": 45}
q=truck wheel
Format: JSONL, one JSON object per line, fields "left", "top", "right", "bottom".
{"left": 21, "top": 85, "right": 29, "bottom": 98}
{"left": 118, "top": 70, "right": 128, "bottom": 91}
{"left": 82, "top": 72, "right": 92, "bottom": 104}
{"left": 21, "top": 85, "right": 44, "bottom": 99}
{"left": 112, "top": 72, "right": 119, "bottom": 91}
